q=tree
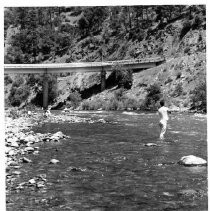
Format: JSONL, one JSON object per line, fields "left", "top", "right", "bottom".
{"left": 191, "top": 81, "right": 206, "bottom": 112}
{"left": 145, "top": 83, "right": 162, "bottom": 109}
{"left": 112, "top": 63, "right": 133, "bottom": 89}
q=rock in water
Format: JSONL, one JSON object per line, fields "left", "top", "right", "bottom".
{"left": 24, "top": 147, "right": 34, "bottom": 152}
{"left": 49, "top": 159, "right": 60, "bottom": 164}
{"left": 28, "top": 178, "right": 36, "bottom": 184}
{"left": 50, "top": 131, "right": 65, "bottom": 141}
{"left": 145, "top": 143, "right": 158, "bottom": 147}
{"left": 22, "top": 157, "right": 32, "bottom": 163}
{"left": 178, "top": 155, "right": 207, "bottom": 166}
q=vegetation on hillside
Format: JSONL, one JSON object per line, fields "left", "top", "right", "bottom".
{"left": 4, "top": 5, "right": 206, "bottom": 64}
{"left": 4, "top": 5, "right": 206, "bottom": 112}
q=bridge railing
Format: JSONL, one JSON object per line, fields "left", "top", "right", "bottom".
{"left": 105, "top": 57, "right": 165, "bottom": 65}
{"left": 4, "top": 57, "right": 165, "bottom": 74}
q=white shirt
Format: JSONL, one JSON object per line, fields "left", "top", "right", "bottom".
{"left": 158, "top": 106, "right": 169, "bottom": 123}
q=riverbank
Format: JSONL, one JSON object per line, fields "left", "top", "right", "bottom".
{"left": 5, "top": 108, "right": 111, "bottom": 199}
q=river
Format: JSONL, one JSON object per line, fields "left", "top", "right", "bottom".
{"left": 7, "top": 111, "right": 207, "bottom": 211}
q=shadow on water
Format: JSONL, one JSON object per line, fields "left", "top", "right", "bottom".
{"left": 7, "top": 111, "right": 207, "bottom": 211}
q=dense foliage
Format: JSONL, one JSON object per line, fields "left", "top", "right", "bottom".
{"left": 112, "top": 63, "right": 133, "bottom": 89}
{"left": 144, "top": 83, "right": 162, "bottom": 109}
{"left": 4, "top": 5, "right": 206, "bottom": 64}
{"left": 190, "top": 81, "right": 206, "bottom": 112}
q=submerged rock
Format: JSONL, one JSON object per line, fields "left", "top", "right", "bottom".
{"left": 178, "top": 189, "right": 198, "bottom": 197}
{"left": 178, "top": 155, "right": 207, "bottom": 166}
{"left": 36, "top": 181, "right": 45, "bottom": 188}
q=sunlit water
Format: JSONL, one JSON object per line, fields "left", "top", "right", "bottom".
{"left": 7, "top": 111, "right": 207, "bottom": 211}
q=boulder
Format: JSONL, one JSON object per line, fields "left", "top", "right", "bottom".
{"left": 178, "top": 155, "right": 207, "bottom": 166}
{"left": 145, "top": 143, "right": 158, "bottom": 147}
{"left": 10, "top": 142, "right": 19, "bottom": 148}
{"left": 24, "top": 147, "right": 35, "bottom": 152}
{"left": 50, "top": 131, "right": 65, "bottom": 141}
{"left": 7, "top": 161, "right": 19, "bottom": 166}
{"left": 22, "top": 157, "right": 32, "bottom": 163}
{"left": 49, "top": 159, "right": 60, "bottom": 164}
{"left": 8, "top": 150, "right": 16, "bottom": 156}
{"left": 22, "top": 135, "right": 36, "bottom": 144}
{"left": 28, "top": 178, "right": 36, "bottom": 184}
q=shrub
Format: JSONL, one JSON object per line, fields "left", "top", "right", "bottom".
{"left": 171, "top": 82, "right": 183, "bottom": 97}
{"left": 67, "top": 91, "right": 82, "bottom": 108}
{"left": 192, "top": 15, "right": 203, "bottom": 30}
{"left": 4, "top": 75, "right": 13, "bottom": 85}
{"left": 107, "top": 97, "right": 119, "bottom": 110}
{"left": 165, "top": 77, "right": 173, "bottom": 84}
{"left": 7, "top": 108, "right": 21, "bottom": 119}
{"left": 190, "top": 81, "right": 206, "bottom": 112}
{"left": 112, "top": 63, "right": 133, "bottom": 89}
{"left": 8, "top": 84, "right": 30, "bottom": 107}
{"left": 145, "top": 83, "right": 162, "bottom": 109}
{"left": 184, "top": 46, "right": 191, "bottom": 54}
{"left": 114, "top": 88, "right": 125, "bottom": 101}
{"left": 123, "top": 97, "right": 139, "bottom": 110}
{"left": 13, "top": 77, "right": 24, "bottom": 88}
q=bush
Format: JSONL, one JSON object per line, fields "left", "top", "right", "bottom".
{"left": 112, "top": 63, "right": 133, "bottom": 89}
{"left": 67, "top": 91, "right": 82, "bottom": 108}
{"left": 184, "top": 46, "right": 191, "bottom": 54}
{"left": 114, "top": 88, "right": 125, "bottom": 101}
{"left": 8, "top": 85, "right": 30, "bottom": 107}
{"left": 190, "top": 81, "right": 206, "bottom": 112}
{"left": 123, "top": 97, "right": 139, "bottom": 110}
{"left": 13, "top": 77, "right": 24, "bottom": 88}
{"left": 192, "top": 15, "right": 203, "bottom": 30}
{"left": 165, "top": 77, "right": 173, "bottom": 84}
{"left": 4, "top": 75, "right": 13, "bottom": 85}
{"left": 145, "top": 83, "right": 162, "bottom": 109}
{"left": 171, "top": 82, "right": 183, "bottom": 97}
{"left": 7, "top": 108, "right": 21, "bottom": 119}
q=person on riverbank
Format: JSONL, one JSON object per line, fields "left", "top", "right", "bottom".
{"left": 158, "top": 99, "right": 171, "bottom": 140}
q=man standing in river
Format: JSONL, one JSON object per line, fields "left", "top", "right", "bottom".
{"left": 158, "top": 99, "right": 170, "bottom": 140}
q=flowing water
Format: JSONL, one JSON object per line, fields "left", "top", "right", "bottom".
{"left": 7, "top": 111, "right": 207, "bottom": 211}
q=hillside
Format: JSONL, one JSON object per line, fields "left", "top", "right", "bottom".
{"left": 4, "top": 5, "right": 206, "bottom": 112}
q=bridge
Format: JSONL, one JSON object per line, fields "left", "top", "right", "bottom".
{"left": 4, "top": 57, "right": 165, "bottom": 109}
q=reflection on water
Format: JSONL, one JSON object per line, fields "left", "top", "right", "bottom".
{"left": 7, "top": 111, "right": 207, "bottom": 211}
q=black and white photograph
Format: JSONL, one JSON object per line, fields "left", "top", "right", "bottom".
{"left": 4, "top": 2, "right": 207, "bottom": 211}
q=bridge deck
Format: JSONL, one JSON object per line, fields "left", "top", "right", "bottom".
{"left": 4, "top": 57, "right": 165, "bottom": 74}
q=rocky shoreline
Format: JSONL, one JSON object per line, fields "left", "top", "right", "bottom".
{"left": 5, "top": 108, "right": 110, "bottom": 199}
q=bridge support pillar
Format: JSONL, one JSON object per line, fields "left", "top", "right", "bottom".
{"left": 43, "top": 70, "right": 49, "bottom": 110}
{"left": 101, "top": 67, "right": 106, "bottom": 91}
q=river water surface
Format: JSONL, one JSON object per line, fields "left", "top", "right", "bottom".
{"left": 7, "top": 111, "right": 207, "bottom": 211}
